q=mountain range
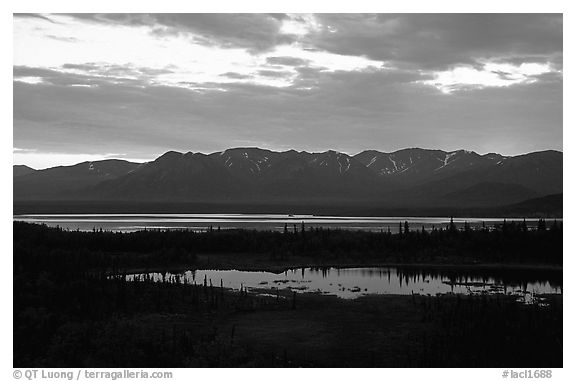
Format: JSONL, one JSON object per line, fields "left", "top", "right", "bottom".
{"left": 13, "top": 147, "right": 562, "bottom": 211}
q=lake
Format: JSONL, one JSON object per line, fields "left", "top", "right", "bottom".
{"left": 12, "top": 213, "right": 552, "bottom": 232}
{"left": 126, "top": 266, "right": 562, "bottom": 303}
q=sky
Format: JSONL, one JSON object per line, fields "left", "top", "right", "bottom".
{"left": 13, "top": 13, "right": 563, "bottom": 169}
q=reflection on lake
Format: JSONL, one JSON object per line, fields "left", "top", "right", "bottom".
{"left": 126, "top": 266, "right": 562, "bottom": 303}
{"left": 13, "top": 213, "right": 553, "bottom": 232}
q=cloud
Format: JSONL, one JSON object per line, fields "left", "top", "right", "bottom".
{"left": 64, "top": 13, "right": 295, "bottom": 53}
{"left": 257, "top": 70, "right": 293, "bottom": 78}
{"left": 22, "top": 14, "right": 562, "bottom": 75}
{"left": 14, "top": 65, "right": 147, "bottom": 87}
{"left": 220, "top": 72, "right": 252, "bottom": 80}
{"left": 13, "top": 14, "right": 387, "bottom": 90}
{"left": 14, "top": 13, "right": 56, "bottom": 23}
{"left": 12, "top": 14, "right": 563, "bottom": 167}
{"left": 45, "top": 35, "right": 79, "bottom": 43}
{"left": 13, "top": 63, "right": 561, "bottom": 159}
{"left": 266, "top": 56, "right": 311, "bottom": 66}
{"left": 308, "top": 14, "right": 562, "bottom": 70}
{"left": 421, "top": 61, "right": 555, "bottom": 93}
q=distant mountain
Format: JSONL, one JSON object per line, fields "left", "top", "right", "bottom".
{"left": 354, "top": 148, "right": 498, "bottom": 185}
{"left": 439, "top": 182, "right": 540, "bottom": 207}
{"left": 13, "top": 165, "right": 36, "bottom": 177}
{"left": 493, "top": 194, "right": 563, "bottom": 217}
{"left": 88, "top": 148, "right": 382, "bottom": 201}
{"left": 13, "top": 159, "right": 141, "bottom": 200}
{"left": 13, "top": 148, "right": 562, "bottom": 211}
{"left": 402, "top": 150, "right": 562, "bottom": 206}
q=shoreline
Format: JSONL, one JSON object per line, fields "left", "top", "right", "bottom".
{"left": 119, "top": 257, "right": 563, "bottom": 275}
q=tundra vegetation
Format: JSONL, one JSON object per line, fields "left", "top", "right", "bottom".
{"left": 14, "top": 221, "right": 562, "bottom": 367}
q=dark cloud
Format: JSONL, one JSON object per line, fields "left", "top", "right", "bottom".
{"left": 529, "top": 71, "right": 563, "bottom": 84}
{"left": 14, "top": 13, "right": 56, "bottom": 23}
{"left": 64, "top": 13, "right": 295, "bottom": 53}
{"left": 15, "top": 66, "right": 61, "bottom": 78}
{"left": 309, "top": 14, "right": 562, "bottom": 70}
{"left": 220, "top": 72, "right": 252, "bottom": 80}
{"left": 45, "top": 35, "right": 79, "bottom": 43}
{"left": 20, "top": 63, "right": 174, "bottom": 84}
{"left": 61, "top": 63, "right": 97, "bottom": 70}
{"left": 266, "top": 56, "right": 311, "bottom": 66}
{"left": 139, "top": 67, "right": 174, "bottom": 76}
{"left": 256, "top": 70, "right": 293, "bottom": 78}
{"left": 491, "top": 70, "right": 518, "bottom": 81}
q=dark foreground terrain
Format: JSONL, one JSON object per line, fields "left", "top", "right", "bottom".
{"left": 14, "top": 221, "right": 562, "bottom": 367}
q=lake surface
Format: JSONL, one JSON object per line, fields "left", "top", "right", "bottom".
{"left": 13, "top": 213, "right": 552, "bottom": 232}
{"left": 126, "top": 266, "right": 562, "bottom": 303}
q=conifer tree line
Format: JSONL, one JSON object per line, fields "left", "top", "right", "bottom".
{"left": 14, "top": 218, "right": 562, "bottom": 269}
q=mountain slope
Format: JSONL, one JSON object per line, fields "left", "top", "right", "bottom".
{"left": 402, "top": 150, "right": 562, "bottom": 206}
{"left": 89, "top": 148, "right": 385, "bottom": 201}
{"left": 13, "top": 165, "right": 36, "bottom": 177}
{"left": 13, "top": 148, "right": 562, "bottom": 208}
{"left": 13, "top": 160, "right": 141, "bottom": 200}
{"left": 354, "top": 148, "right": 498, "bottom": 185}
{"left": 439, "top": 182, "right": 540, "bottom": 207}
{"left": 495, "top": 193, "right": 562, "bottom": 217}
{"left": 90, "top": 152, "right": 241, "bottom": 200}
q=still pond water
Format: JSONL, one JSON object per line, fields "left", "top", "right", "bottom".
{"left": 126, "top": 266, "right": 562, "bottom": 303}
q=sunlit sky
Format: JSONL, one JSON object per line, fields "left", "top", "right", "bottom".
{"left": 13, "top": 13, "right": 562, "bottom": 169}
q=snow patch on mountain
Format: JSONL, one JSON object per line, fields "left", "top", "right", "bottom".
{"left": 388, "top": 156, "right": 398, "bottom": 171}
{"left": 435, "top": 152, "right": 458, "bottom": 171}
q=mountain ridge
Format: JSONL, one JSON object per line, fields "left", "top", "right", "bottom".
{"left": 13, "top": 147, "right": 562, "bottom": 210}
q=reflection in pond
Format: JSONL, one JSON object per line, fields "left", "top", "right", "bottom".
{"left": 126, "top": 266, "right": 562, "bottom": 303}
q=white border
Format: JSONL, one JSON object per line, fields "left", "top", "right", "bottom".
{"left": 3, "top": 1, "right": 572, "bottom": 379}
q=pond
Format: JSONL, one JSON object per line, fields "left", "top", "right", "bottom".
{"left": 126, "top": 266, "right": 562, "bottom": 303}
